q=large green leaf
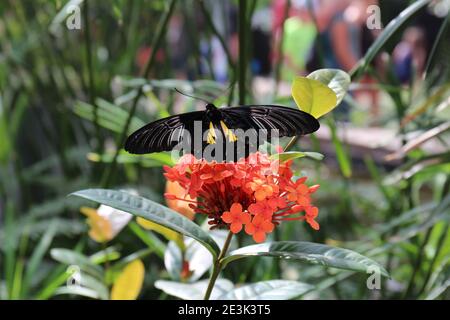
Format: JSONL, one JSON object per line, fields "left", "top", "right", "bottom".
{"left": 155, "top": 279, "right": 234, "bottom": 300}
{"left": 219, "top": 280, "right": 313, "bottom": 300}
{"left": 70, "top": 189, "right": 220, "bottom": 257}
{"left": 221, "top": 241, "right": 389, "bottom": 277}
{"left": 307, "top": 69, "right": 351, "bottom": 107}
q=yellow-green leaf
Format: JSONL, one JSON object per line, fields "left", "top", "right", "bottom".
{"left": 291, "top": 77, "right": 337, "bottom": 118}
{"left": 110, "top": 259, "right": 145, "bottom": 300}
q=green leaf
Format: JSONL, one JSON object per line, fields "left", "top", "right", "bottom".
{"left": 70, "top": 189, "right": 220, "bottom": 258}
{"left": 350, "top": 0, "right": 430, "bottom": 78}
{"left": 111, "top": 248, "right": 153, "bottom": 272}
{"left": 54, "top": 286, "right": 101, "bottom": 300}
{"left": 127, "top": 221, "right": 166, "bottom": 259}
{"left": 328, "top": 119, "right": 352, "bottom": 178}
{"left": 155, "top": 279, "right": 234, "bottom": 300}
{"left": 22, "top": 220, "right": 58, "bottom": 295}
{"left": 292, "top": 77, "right": 337, "bottom": 118}
{"left": 307, "top": 69, "right": 351, "bottom": 107}
{"left": 219, "top": 280, "right": 313, "bottom": 300}
{"left": 50, "top": 249, "right": 103, "bottom": 280}
{"left": 221, "top": 241, "right": 389, "bottom": 277}
{"left": 271, "top": 151, "right": 324, "bottom": 162}
{"left": 89, "top": 247, "right": 121, "bottom": 265}
{"left": 87, "top": 150, "right": 174, "bottom": 167}
{"left": 79, "top": 273, "right": 109, "bottom": 300}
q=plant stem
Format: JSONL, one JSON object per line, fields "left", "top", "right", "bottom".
{"left": 101, "top": 0, "right": 177, "bottom": 187}
{"left": 83, "top": 0, "right": 101, "bottom": 152}
{"left": 203, "top": 231, "right": 234, "bottom": 300}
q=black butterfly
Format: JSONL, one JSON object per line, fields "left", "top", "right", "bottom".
{"left": 124, "top": 104, "right": 319, "bottom": 161}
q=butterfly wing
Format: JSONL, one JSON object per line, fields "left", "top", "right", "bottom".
{"left": 124, "top": 111, "right": 206, "bottom": 154}
{"left": 219, "top": 105, "right": 319, "bottom": 137}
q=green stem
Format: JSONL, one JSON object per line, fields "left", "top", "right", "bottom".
{"left": 83, "top": 0, "right": 101, "bottom": 152}
{"left": 203, "top": 231, "right": 233, "bottom": 300}
{"left": 404, "top": 227, "right": 432, "bottom": 298}
{"left": 238, "top": 0, "right": 247, "bottom": 105}
{"left": 101, "top": 0, "right": 177, "bottom": 187}
{"left": 418, "top": 222, "right": 449, "bottom": 296}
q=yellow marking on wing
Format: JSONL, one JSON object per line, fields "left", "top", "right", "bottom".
{"left": 220, "top": 121, "right": 237, "bottom": 142}
{"left": 207, "top": 122, "right": 216, "bottom": 144}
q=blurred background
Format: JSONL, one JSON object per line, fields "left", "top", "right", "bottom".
{"left": 0, "top": 0, "right": 449, "bottom": 300}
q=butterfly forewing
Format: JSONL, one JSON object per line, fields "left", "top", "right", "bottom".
{"left": 124, "top": 111, "right": 205, "bottom": 154}
{"left": 220, "top": 105, "right": 319, "bottom": 137}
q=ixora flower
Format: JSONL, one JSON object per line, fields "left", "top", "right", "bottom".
{"left": 163, "top": 152, "right": 320, "bottom": 243}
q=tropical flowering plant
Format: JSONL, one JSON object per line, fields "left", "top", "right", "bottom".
{"left": 164, "top": 152, "right": 320, "bottom": 243}
{"left": 68, "top": 69, "right": 389, "bottom": 300}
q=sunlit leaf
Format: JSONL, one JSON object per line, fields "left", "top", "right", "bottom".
{"left": 292, "top": 77, "right": 337, "bottom": 118}
{"left": 111, "top": 259, "right": 145, "bottom": 300}
{"left": 307, "top": 69, "right": 351, "bottom": 106}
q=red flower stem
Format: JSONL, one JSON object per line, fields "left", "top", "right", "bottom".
{"left": 203, "top": 231, "right": 234, "bottom": 300}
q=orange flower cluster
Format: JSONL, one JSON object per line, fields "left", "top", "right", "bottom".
{"left": 164, "top": 152, "right": 320, "bottom": 243}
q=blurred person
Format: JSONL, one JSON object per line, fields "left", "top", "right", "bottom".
{"left": 272, "top": 0, "right": 318, "bottom": 79}
{"left": 307, "top": 0, "right": 381, "bottom": 121}
{"left": 392, "top": 26, "right": 427, "bottom": 84}
{"left": 251, "top": 5, "right": 272, "bottom": 76}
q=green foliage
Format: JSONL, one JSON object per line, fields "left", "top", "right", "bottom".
{"left": 0, "top": 0, "right": 448, "bottom": 301}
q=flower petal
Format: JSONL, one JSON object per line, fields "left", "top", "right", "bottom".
{"left": 297, "top": 195, "right": 310, "bottom": 206}
{"left": 230, "top": 203, "right": 243, "bottom": 215}
{"left": 230, "top": 222, "right": 243, "bottom": 234}
{"left": 253, "top": 231, "right": 266, "bottom": 243}
{"left": 261, "top": 220, "right": 274, "bottom": 233}
{"left": 245, "top": 223, "right": 256, "bottom": 235}
{"left": 221, "top": 211, "right": 233, "bottom": 223}
{"left": 255, "top": 189, "right": 266, "bottom": 201}
{"left": 239, "top": 212, "right": 252, "bottom": 224}
{"left": 307, "top": 218, "right": 320, "bottom": 230}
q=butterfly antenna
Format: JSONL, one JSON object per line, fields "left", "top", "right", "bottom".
{"left": 174, "top": 88, "right": 211, "bottom": 104}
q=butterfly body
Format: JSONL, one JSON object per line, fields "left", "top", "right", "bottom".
{"left": 125, "top": 104, "right": 319, "bottom": 161}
